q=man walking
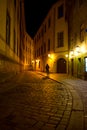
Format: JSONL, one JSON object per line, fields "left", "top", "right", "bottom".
{"left": 46, "top": 64, "right": 49, "bottom": 77}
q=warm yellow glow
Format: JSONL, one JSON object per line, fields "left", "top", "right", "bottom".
{"left": 69, "top": 45, "right": 87, "bottom": 58}
{"left": 51, "top": 54, "right": 54, "bottom": 59}
{"left": 81, "top": 45, "right": 86, "bottom": 53}
{"left": 36, "top": 59, "right": 40, "bottom": 62}
{"left": 48, "top": 54, "right": 54, "bottom": 60}
{"left": 32, "top": 60, "right": 34, "bottom": 63}
{"left": 48, "top": 54, "right": 51, "bottom": 58}
{"left": 65, "top": 54, "right": 68, "bottom": 57}
{"left": 70, "top": 50, "right": 74, "bottom": 55}
{"left": 74, "top": 51, "right": 79, "bottom": 56}
{"left": 69, "top": 50, "right": 74, "bottom": 58}
{"left": 75, "top": 46, "right": 80, "bottom": 52}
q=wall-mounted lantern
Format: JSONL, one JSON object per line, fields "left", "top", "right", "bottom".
{"left": 75, "top": 46, "right": 80, "bottom": 53}
{"left": 65, "top": 54, "right": 68, "bottom": 58}
{"left": 48, "top": 54, "right": 51, "bottom": 58}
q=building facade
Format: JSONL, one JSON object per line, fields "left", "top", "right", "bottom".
{"left": 0, "top": 0, "right": 25, "bottom": 74}
{"left": 33, "top": 0, "right": 68, "bottom": 73}
{"left": 66, "top": 0, "right": 87, "bottom": 79}
{"left": 24, "top": 32, "right": 34, "bottom": 70}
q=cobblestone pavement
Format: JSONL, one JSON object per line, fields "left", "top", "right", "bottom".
{"left": 37, "top": 72, "right": 85, "bottom": 130}
{"left": 0, "top": 71, "right": 72, "bottom": 130}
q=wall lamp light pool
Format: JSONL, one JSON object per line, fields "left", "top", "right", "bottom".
{"left": 75, "top": 46, "right": 80, "bottom": 53}
{"left": 65, "top": 54, "right": 68, "bottom": 58}
{"left": 36, "top": 59, "right": 40, "bottom": 63}
{"left": 48, "top": 54, "right": 54, "bottom": 59}
{"left": 74, "top": 46, "right": 80, "bottom": 56}
{"left": 70, "top": 46, "right": 80, "bottom": 57}
{"left": 32, "top": 60, "right": 34, "bottom": 63}
{"left": 70, "top": 50, "right": 74, "bottom": 55}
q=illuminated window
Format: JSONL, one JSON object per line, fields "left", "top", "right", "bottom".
{"left": 84, "top": 57, "right": 87, "bottom": 72}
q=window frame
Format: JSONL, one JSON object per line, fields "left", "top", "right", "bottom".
{"left": 57, "top": 31, "right": 64, "bottom": 48}
{"left": 6, "top": 10, "right": 10, "bottom": 46}
{"left": 80, "top": 24, "right": 84, "bottom": 42}
{"left": 58, "top": 4, "right": 64, "bottom": 19}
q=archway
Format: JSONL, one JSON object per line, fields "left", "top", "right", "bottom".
{"left": 57, "top": 58, "right": 66, "bottom": 73}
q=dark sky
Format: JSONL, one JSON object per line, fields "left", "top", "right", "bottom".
{"left": 24, "top": 0, "right": 58, "bottom": 38}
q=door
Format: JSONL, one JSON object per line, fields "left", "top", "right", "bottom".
{"left": 57, "top": 58, "right": 66, "bottom": 73}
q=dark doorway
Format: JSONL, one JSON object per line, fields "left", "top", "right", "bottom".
{"left": 57, "top": 58, "right": 66, "bottom": 73}
{"left": 71, "top": 59, "right": 74, "bottom": 76}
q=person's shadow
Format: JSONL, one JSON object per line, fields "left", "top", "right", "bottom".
{"left": 42, "top": 76, "right": 49, "bottom": 80}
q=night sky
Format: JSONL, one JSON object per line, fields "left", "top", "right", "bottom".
{"left": 24, "top": 0, "right": 58, "bottom": 38}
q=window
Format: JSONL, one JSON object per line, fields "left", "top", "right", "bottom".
{"left": 79, "top": 0, "right": 84, "bottom": 6}
{"left": 14, "top": 30, "right": 16, "bottom": 52}
{"left": 39, "top": 48, "right": 40, "bottom": 56}
{"left": 14, "top": 0, "right": 16, "bottom": 8}
{"left": 41, "top": 28, "right": 43, "bottom": 37}
{"left": 58, "top": 4, "right": 64, "bottom": 19}
{"left": 48, "top": 17, "right": 51, "bottom": 28}
{"left": 41, "top": 46, "right": 43, "bottom": 55}
{"left": 17, "top": 39, "right": 18, "bottom": 56}
{"left": 44, "top": 24, "right": 46, "bottom": 32}
{"left": 57, "top": 32, "right": 64, "bottom": 47}
{"left": 39, "top": 33, "right": 40, "bottom": 39}
{"left": 78, "top": 58, "right": 81, "bottom": 73}
{"left": 80, "top": 24, "right": 84, "bottom": 42}
{"left": 37, "top": 49, "right": 38, "bottom": 57}
{"left": 84, "top": 57, "right": 87, "bottom": 72}
{"left": 48, "top": 39, "right": 50, "bottom": 51}
{"left": 35, "top": 51, "right": 36, "bottom": 58}
{"left": 34, "top": 38, "right": 36, "bottom": 45}
{"left": 44, "top": 43, "right": 46, "bottom": 53}
{"left": 6, "top": 10, "right": 10, "bottom": 46}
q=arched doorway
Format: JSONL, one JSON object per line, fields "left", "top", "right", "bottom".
{"left": 57, "top": 58, "right": 66, "bottom": 73}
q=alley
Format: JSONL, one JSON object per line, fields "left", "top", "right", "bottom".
{"left": 0, "top": 71, "right": 72, "bottom": 130}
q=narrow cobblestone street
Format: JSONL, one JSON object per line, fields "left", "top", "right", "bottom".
{"left": 0, "top": 71, "right": 72, "bottom": 130}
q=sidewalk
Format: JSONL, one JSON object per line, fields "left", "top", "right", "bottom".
{"left": 37, "top": 71, "right": 87, "bottom": 130}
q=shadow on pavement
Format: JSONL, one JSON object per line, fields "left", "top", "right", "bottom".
{"left": 42, "top": 76, "right": 49, "bottom": 80}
